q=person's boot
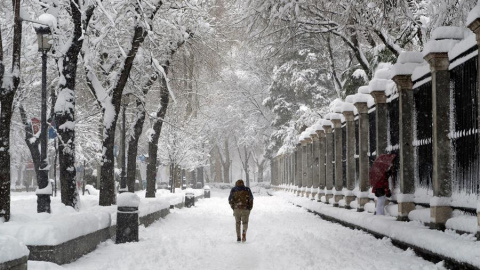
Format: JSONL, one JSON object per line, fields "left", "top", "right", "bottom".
{"left": 242, "top": 231, "right": 246, "bottom": 242}
{"left": 237, "top": 236, "right": 241, "bottom": 242}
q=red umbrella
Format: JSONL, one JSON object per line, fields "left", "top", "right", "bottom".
{"left": 369, "top": 154, "right": 396, "bottom": 189}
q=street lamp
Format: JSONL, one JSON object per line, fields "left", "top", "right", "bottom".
{"left": 34, "top": 14, "right": 53, "bottom": 213}
{"left": 119, "top": 94, "right": 131, "bottom": 193}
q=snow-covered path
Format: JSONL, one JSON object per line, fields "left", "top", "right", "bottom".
{"left": 32, "top": 189, "right": 444, "bottom": 270}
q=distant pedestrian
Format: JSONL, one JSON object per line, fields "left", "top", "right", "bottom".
{"left": 228, "top": 179, "right": 254, "bottom": 242}
{"left": 373, "top": 166, "right": 393, "bottom": 215}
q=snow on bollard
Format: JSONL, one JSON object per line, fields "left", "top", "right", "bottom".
{"left": 116, "top": 192, "right": 140, "bottom": 244}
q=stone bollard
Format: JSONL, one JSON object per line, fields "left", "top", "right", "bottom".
{"left": 0, "top": 235, "right": 29, "bottom": 270}
{"left": 185, "top": 188, "right": 195, "bottom": 207}
{"left": 116, "top": 192, "right": 140, "bottom": 244}
{"left": 204, "top": 185, "right": 211, "bottom": 198}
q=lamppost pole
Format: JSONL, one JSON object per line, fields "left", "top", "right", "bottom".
{"left": 34, "top": 16, "right": 54, "bottom": 213}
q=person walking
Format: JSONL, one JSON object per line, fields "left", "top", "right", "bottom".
{"left": 373, "top": 165, "right": 393, "bottom": 215}
{"left": 228, "top": 179, "right": 254, "bottom": 242}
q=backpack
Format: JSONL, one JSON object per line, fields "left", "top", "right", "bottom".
{"left": 232, "top": 188, "right": 252, "bottom": 209}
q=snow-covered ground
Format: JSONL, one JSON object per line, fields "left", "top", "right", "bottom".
{"left": 276, "top": 190, "right": 480, "bottom": 268}
{"left": 29, "top": 189, "right": 444, "bottom": 270}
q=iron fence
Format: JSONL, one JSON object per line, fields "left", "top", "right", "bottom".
{"left": 450, "top": 54, "right": 479, "bottom": 195}
{"left": 368, "top": 108, "right": 377, "bottom": 167}
{"left": 355, "top": 117, "right": 360, "bottom": 188}
{"left": 342, "top": 123, "right": 347, "bottom": 187}
{"left": 413, "top": 78, "right": 433, "bottom": 192}
{"left": 387, "top": 95, "right": 400, "bottom": 187}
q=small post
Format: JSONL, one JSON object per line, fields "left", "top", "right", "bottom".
{"left": 116, "top": 192, "right": 140, "bottom": 244}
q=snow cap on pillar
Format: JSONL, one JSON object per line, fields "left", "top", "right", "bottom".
{"left": 392, "top": 51, "right": 425, "bottom": 76}
{"left": 322, "top": 115, "right": 333, "bottom": 129}
{"left": 306, "top": 126, "right": 317, "bottom": 140}
{"left": 312, "top": 119, "right": 325, "bottom": 133}
{"left": 300, "top": 130, "right": 312, "bottom": 144}
{"left": 329, "top": 112, "right": 343, "bottom": 122}
{"left": 342, "top": 95, "right": 358, "bottom": 115}
{"left": 354, "top": 85, "right": 375, "bottom": 107}
{"left": 423, "top": 26, "right": 465, "bottom": 56}
{"left": 358, "top": 86, "right": 370, "bottom": 94}
{"left": 369, "top": 63, "right": 393, "bottom": 93}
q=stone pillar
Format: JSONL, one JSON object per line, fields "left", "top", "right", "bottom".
{"left": 370, "top": 91, "right": 388, "bottom": 156}
{"left": 301, "top": 138, "right": 311, "bottom": 197}
{"left": 393, "top": 71, "right": 417, "bottom": 221}
{"left": 295, "top": 143, "right": 302, "bottom": 195}
{"left": 424, "top": 51, "right": 453, "bottom": 230}
{"left": 342, "top": 109, "right": 356, "bottom": 208}
{"left": 317, "top": 128, "right": 326, "bottom": 202}
{"left": 311, "top": 133, "right": 320, "bottom": 199}
{"left": 467, "top": 16, "right": 480, "bottom": 239}
{"left": 331, "top": 117, "right": 344, "bottom": 207}
{"left": 306, "top": 136, "right": 314, "bottom": 194}
{"left": 270, "top": 158, "right": 274, "bottom": 187}
{"left": 323, "top": 121, "right": 334, "bottom": 203}
{"left": 354, "top": 99, "right": 370, "bottom": 211}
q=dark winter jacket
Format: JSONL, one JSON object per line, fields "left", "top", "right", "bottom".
{"left": 228, "top": 186, "right": 254, "bottom": 210}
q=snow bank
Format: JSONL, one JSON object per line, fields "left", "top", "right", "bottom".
{"left": 446, "top": 210, "right": 478, "bottom": 234}
{"left": 2, "top": 191, "right": 174, "bottom": 246}
{"left": 0, "top": 235, "right": 29, "bottom": 263}
{"left": 0, "top": 206, "right": 111, "bottom": 245}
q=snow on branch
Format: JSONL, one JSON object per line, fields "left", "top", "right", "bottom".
{"left": 151, "top": 57, "right": 176, "bottom": 103}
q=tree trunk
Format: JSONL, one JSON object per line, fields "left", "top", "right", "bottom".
{"left": 55, "top": 0, "right": 93, "bottom": 209}
{"left": 214, "top": 147, "right": 223, "bottom": 183}
{"left": 146, "top": 71, "right": 170, "bottom": 197}
{"left": 243, "top": 146, "right": 250, "bottom": 187}
{"left": 126, "top": 100, "right": 146, "bottom": 192}
{"left": 0, "top": 0, "right": 22, "bottom": 221}
{"left": 197, "top": 167, "right": 204, "bottom": 185}
{"left": 19, "top": 106, "right": 41, "bottom": 178}
{"left": 221, "top": 139, "right": 230, "bottom": 183}
{"left": 257, "top": 160, "right": 265, "bottom": 182}
{"left": 99, "top": 3, "right": 163, "bottom": 205}
{"left": 126, "top": 74, "right": 158, "bottom": 192}
{"left": 99, "top": 118, "right": 118, "bottom": 205}
{"left": 0, "top": 94, "right": 14, "bottom": 221}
